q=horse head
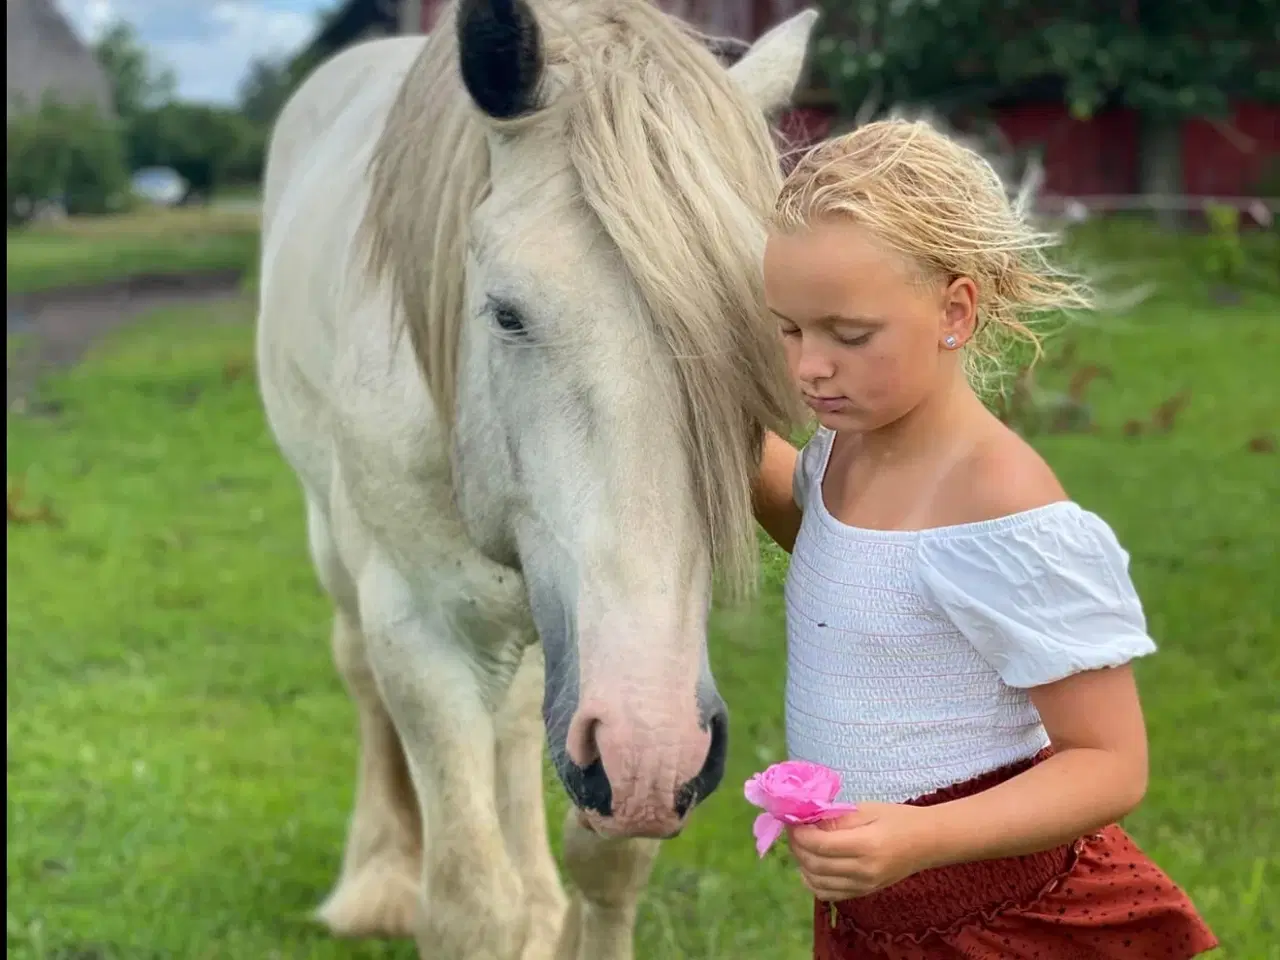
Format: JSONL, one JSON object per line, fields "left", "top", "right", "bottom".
{"left": 448, "top": 0, "right": 817, "bottom": 839}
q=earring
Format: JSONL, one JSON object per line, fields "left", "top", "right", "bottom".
{"left": 943, "top": 335, "right": 959, "bottom": 349}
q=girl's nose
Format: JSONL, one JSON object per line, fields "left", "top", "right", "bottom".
{"left": 794, "top": 338, "right": 836, "bottom": 384}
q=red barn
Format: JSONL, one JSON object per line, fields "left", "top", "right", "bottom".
{"left": 305, "top": 0, "right": 1280, "bottom": 207}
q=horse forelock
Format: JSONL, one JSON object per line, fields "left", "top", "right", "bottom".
{"left": 360, "top": 0, "right": 804, "bottom": 599}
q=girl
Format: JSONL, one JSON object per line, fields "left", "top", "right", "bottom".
{"left": 751, "top": 119, "right": 1218, "bottom": 959}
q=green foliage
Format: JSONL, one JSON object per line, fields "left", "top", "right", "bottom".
{"left": 128, "top": 103, "right": 266, "bottom": 198}
{"left": 7, "top": 15, "right": 269, "bottom": 224}
{"left": 6, "top": 99, "right": 131, "bottom": 224}
{"left": 88, "top": 18, "right": 266, "bottom": 200}
{"left": 237, "top": 55, "right": 299, "bottom": 129}
{"left": 1203, "top": 204, "right": 1247, "bottom": 284}
{"left": 814, "top": 0, "right": 1280, "bottom": 120}
{"left": 1252, "top": 158, "right": 1280, "bottom": 218}
{"left": 91, "top": 19, "right": 177, "bottom": 123}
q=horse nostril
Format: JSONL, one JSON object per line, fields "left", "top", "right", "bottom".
{"left": 563, "top": 708, "right": 612, "bottom": 817}
{"left": 566, "top": 708, "right": 603, "bottom": 767}
{"left": 675, "top": 708, "right": 728, "bottom": 817}
{"left": 673, "top": 782, "right": 695, "bottom": 819}
{"left": 571, "top": 756, "right": 612, "bottom": 817}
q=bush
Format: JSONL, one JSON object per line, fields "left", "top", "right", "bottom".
{"left": 1203, "top": 203, "right": 1247, "bottom": 285}
{"left": 7, "top": 99, "right": 131, "bottom": 224}
{"left": 127, "top": 103, "right": 264, "bottom": 202}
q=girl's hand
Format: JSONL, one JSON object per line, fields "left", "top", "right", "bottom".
{"left": 786, "top": 802, "right": 936, "bottom": 901}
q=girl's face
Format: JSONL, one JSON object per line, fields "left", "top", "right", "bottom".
{"left": 763, "top": 217, "right": 977, "bottom": 433}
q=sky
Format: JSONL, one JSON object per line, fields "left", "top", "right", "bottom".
{"left": 55, "top": 0, "right": 334, "bottom": 105}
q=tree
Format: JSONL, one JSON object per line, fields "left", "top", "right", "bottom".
{"left": 88, "top": 18, "right": 266, "bottom": 200}
{"left": 237, "top": 55, "right": 297, "bottom": 129}
{"left": 813, "top": 0, "right": 1280, "bottom": 209}
{"left": 129, "top": 104, "right": 263, "bottom": 202}
{"left": 91, "top": 19, "right": 176, "bottom": 124}
{"left": 816, "top": 0, "right": 1279, "bottom": 117}
{"left": 7, "top": 98, "right": 130, "bottom": 223}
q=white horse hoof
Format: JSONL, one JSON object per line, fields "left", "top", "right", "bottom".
{"left": 315, "top": 858, "right": 421, "bottom": 939}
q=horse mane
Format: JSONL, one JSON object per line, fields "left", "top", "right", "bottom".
{"left": 359, "top": 0, "right": 803, "bottom": 598}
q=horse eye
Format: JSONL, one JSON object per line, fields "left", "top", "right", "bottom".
{"left": 491, "top": 302, "right": 526, "bottom": 335}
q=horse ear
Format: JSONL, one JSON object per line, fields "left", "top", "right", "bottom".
{"left": 726, "top": 8, "right": 820, "bottom": 115}
{"left": 457, "top": 0, "right": 546, "bottom": 119}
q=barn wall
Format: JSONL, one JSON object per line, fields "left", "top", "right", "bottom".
{"left": 990, "top": 101, "right": 1280, "bottom": 199}
{"left": 1181, "top": 102, "right": 1280, "bottom": 197}
{"left": 993, "top": 103, "right": 1141, "bottom": 197}
{"left": 782, "top": 100, "right": 1280, "bottom": 200}
{"left": 422, "top": 0, "right": 443, "bottom": 31}
{"left": 658, "top": 0, "right": 811, "bottom": 40}
{"left": 775, "top": 106, "right": 833, "bottom": 168}
{"left": 772, "top": 102, "right": 1148, "bottom": 197}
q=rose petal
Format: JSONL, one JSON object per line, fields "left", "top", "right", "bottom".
{"left": 767, "top": 796, "right": 835, "bottom": 821}
{"left": 756, "top": 760, "right": 844, "bottom": 805}
{"left": 753, "top": 813, "right": 785, "bottom": 858}
{"left": 805, "top": 802, "right": 857, "bottom": 823}
{"left": 743, "top": 776, "right": 769, "bottom": 809}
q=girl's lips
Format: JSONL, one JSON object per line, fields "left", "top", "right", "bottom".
{"left": 804, "top": 394, "right": 848, "bottom": 413}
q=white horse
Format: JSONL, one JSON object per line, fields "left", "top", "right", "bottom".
{"left": 255, "top": 0, "right": 817, "bottom": 957}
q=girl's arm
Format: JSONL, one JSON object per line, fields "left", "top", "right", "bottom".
{"left": 752, "top": 430, "right": 802, "bottom": 553}
{"left": 922, "top": 663, "right": 1149, "bottom": 867}
{"left": 787, "top": 664, "right": 1150, "bottom": 902}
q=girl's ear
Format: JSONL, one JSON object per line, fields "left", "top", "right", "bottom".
{"left": 940, "top": 276, "right": 978, "bottom": 349}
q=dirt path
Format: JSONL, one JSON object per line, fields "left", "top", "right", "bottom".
{"left": 7, "top": 270, "right": 250, "bottom": 411}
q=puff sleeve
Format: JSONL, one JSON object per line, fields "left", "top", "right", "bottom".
{"left": 914, "top": 504, "right": 1157, "bottom": 689}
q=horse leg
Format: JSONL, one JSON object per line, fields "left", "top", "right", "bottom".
{"left": 493, "top": 644, "right": 569, "bottom": 960}
{"left": 306, "top": 500, "right": 422, "bottom": 938}
{"left": 360, "top": 561, "right": 530, "bottom": 960}
{"left": 554, "top": 809, "right": 660, "bottom": 960}
{"left": 315, "top": 610, "right": 423, "bottom": 938}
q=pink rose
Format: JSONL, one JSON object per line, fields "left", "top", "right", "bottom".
{"left": 743, "top": 760, "right": 857, "bottom": 857}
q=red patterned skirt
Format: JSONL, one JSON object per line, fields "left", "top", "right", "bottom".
{"left": 813, "top": 750, "right": 1218, "bottom": 959}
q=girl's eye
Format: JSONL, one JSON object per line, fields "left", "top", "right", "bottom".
{"left": 838, "top": 332, "right": 873, "bottom": 347}
{"left": 780, "top": 326, "right": 800, "bottom": 338}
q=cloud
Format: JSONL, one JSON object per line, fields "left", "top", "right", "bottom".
{"left": 55, "top": 0, "right": 329, "bottom": 104}
{"left": 75, "top": 0, "right": 118, "bottom": 37}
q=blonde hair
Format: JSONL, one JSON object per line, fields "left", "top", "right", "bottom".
{"left": 773, "top": 118, "right": 1093, "bottom": 393}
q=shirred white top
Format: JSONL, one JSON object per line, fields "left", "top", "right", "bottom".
{"left": 784, "top": 426, "right": 1157, "bottom": 804}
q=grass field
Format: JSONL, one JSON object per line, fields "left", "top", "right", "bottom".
{"left": 7, "top": 222, "right": 1279, "bottom": 959}
{"left": 6, "top": 207, "right": 260, "bottom": 295}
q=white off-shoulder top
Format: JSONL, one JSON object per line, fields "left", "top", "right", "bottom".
{"left": 784, "top": 426, "right": 1158, "bottom": 804}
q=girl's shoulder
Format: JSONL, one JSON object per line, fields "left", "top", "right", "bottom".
{"left": 931, "top": 419, "right": 1067, "bottom": 530}
{"left": 911, "top": 428, "right": 1156, "bottom": 689}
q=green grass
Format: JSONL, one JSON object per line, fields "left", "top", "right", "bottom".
{"left": 7, "top": 207, "right": 260, "bottom": 295}
{"left": 214, "top": 184, "right": 263, "bottom": 205}
{"left": 7, "top": 225, "right": 1279, "bottom": 959}
{"left": 8, "top": 333, "right": 30, "bottom": 365}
